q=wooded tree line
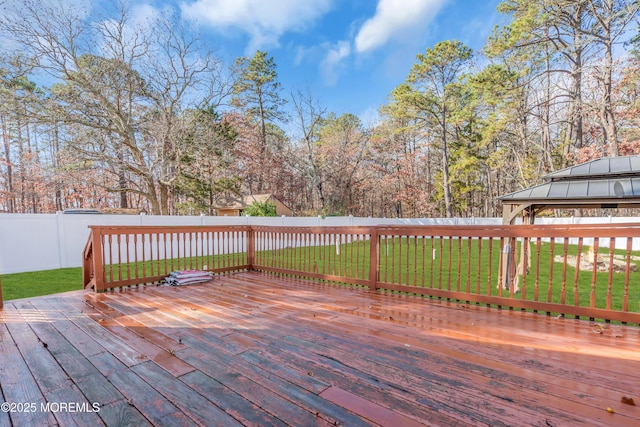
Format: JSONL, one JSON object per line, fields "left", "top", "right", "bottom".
{"left": 1, "top": 0, "right": 639, "bottom": 217}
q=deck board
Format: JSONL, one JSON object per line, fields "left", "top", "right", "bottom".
{"left": 1, "top": 271, "right": 639, "bottom": 426}
{"left": 0, "top": 321, "right": 57, "bottom": 426}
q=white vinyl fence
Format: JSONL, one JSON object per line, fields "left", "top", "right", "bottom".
{"left": 0, "top": 212, "right": 637, "bottom": 274}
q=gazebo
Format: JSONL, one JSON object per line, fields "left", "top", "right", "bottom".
{"left": 498, "top": 155, "right": 640, "bottom": 224}
{"left": 497, "top": 155, "right": 640, "bottom": 291}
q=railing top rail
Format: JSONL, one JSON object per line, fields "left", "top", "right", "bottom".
{"left": 374, "top": 222, "right": 640, "bottom": 238}
{"left": 251, "top": 225, "right": 374, "bottom": 234}
{"left": 83, "top": 223, "right": 640, "bottom": 243}
{"left": 87, "top": 222, "right": 640, "bottom": 232}
{"left": 88, "top": 224, "right": 252, "bottom": 233}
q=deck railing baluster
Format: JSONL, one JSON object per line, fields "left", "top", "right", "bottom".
{"left": 150, "top": 233, "right": 155, "bottom": 277}
{"left": 497, "top": 237, "right": 505, "bottom": 298}
{"left": 465, "top": 237, "right": 471, "bottom": 294}
{"left": 429, "top": 235, "right": 435, "bottom": 289}
{"left": 573, "top": 237, "right": 583, "bottom": 312}
{"left": 123, "top": 234, "right": 129, "bottom": 281}
{"left": 590, "top": 238, "right": 600, "bottom": 309}
{"left": 624, "top": 237, "right": 632, "bottom": 313}
{"left": 486, "top": 237, "right": 493, "bottom": 299}
{"left": 561, "top": 237, "right": 569, "bottom": 305}
{"left": 547, "top": 239, "right": 555, "bottom": 309}
{"left": 456, "top": 236, "right": 462, "bottom": 292}
{"left": 607, "top": 237, "right": 615, "bottom": 310}
{"left": 107, "top": 234, "right": 113, "bottom": 284}
{"left": 476, "top": 237, "right": 482, "bottom": 294}
{"left": 509, "top": 236, "right": 517, "bottom": 299}
{"left": 413, "top": 236, "right": 418, "bottom": 288}
{"left": 133, "top": 234, "right": 139, "bottom": 280}
{"left": 521, "top": 237, "right": 529, "bottom": 302}
{"left": 117, "top": 235, "right": 122, "bottom": 281}
{"left": 390, "top": 234, "right": 396, "bottom": 285}
{"left": 438, "top": 236, "right": 444, "bottom": 290}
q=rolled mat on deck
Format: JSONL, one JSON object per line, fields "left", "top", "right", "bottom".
{"left": 164, "top": 270, "right": 213, "bottom": 286}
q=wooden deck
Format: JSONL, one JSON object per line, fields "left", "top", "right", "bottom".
{"left": 1, "top": 272, "right": 639, "bottom": 426}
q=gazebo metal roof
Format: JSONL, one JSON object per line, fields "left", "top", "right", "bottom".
{"left": 498, "top": 155, "right": 640, "bottom": 223}
{"left": 543, "top": 155, "right": 640, "bottom": 180}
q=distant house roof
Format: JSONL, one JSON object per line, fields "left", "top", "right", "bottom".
{"left": 498, "top": 155, "right": 640, "bottom": 223}
{"left": 213, "top": 194, "right": 293, "bottom": 216}
{"left": 242, "top": 194, "right": 276, "bottom": 206}
{"left": 214, "top": 194, "right": 277, "bottom": 210}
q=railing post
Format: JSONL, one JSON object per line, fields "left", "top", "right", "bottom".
{"left": 369, "top": 227, "right": 379, "bottom": 291}
{"left": 91, "top": 227, "right": 105, "bottom": 292}
{"left": 82, "top": 238, "right": 92, "bottom": 289}
{"left": 0, "top": 274, "right": 3, "bottom": 309}
{"left": 247, "top": 226, "right": 255, "bottom": 270}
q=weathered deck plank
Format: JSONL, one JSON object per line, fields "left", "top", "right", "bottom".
{"left": 1, "top": 271, "right": 639, "bottom": 426}
{"left": 0, "top": 315, "right": 57, "bottom": 426}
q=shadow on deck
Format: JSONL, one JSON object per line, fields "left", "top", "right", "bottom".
{"left": 1, "top": 272, "right": 639, "bottom": 426}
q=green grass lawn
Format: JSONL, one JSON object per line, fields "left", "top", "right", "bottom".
{"left": 2, "top": 268, "right": 83, "bottom": 301}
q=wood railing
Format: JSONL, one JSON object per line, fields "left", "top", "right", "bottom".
{"left": 83, "top": 225, "right": 251, "bottom": 292}
{"left": 369, "top": 224, "right": 640, "bottom": 324}
{"left": 82, "top": 223, "right": 640, "bottom": 324}
{"left": 252, "top": 225, "right": 373, "bottom": 287}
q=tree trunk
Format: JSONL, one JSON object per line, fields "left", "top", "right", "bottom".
{"left": 16, "top": 113, "right": 25, "bottom": 212}
{"left": 441, "top": 109, "right": 453, "bottom": 218}
{"left": 1, "top": 115, "right": 14, "bottom": 213}
{"left": 590, "top": 0, "right": 619, "bottom": 156}
{"left": 143, "top": 174, "right": 161, "bottom": 215}
{"left": 159, "top": 182, "right": 170, "bottom": 215}
{"left": 542, "top": 47, "right": 554, "bottom": 173}
{"left": 116, "top": 146, "right": 128, "bottom": 208}
{"left": 258, "top": 94, "right": 267, "bottom": 192}
{"left": 602, "top": 13, "right": 618, "bottom": 156}
{"left": 25, "top": 121, "right": 38, "bottom": 213}
{"left": 569, "top": 4, "right": 584, "bottom": 154}
{"left": 52, "top": 126, "right": 63, "bottom": 212}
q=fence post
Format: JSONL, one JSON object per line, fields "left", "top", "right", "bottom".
{"left": 368, "top": 227, "right": 379, "bottom": 291}
{"left": 56, "top": 211, "right": 66, "bottom": 269}
{"left": 0, "top": 274, "right": 3, "bottom": 309}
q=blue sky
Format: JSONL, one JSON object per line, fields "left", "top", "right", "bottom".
{"left": 30, "top": 0, "right": 503, "bottom": 125}
{"left": 176, "top": 0, "right": 504, "bottom": 125}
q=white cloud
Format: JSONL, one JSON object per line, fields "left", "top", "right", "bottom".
{"left": 354, "top": 0, "right": 448, "bottom": 54}
{"left": 320, "top": 40, "right": 351, "bottom": 86}
{"left": 358, "top": 105, "right": 381, "bottom": 128}
{"left": 130, "top": 3, "right": 163, "bottom": 26}
{"left": 181, "top": 0, "right": 333, "bottom": 52}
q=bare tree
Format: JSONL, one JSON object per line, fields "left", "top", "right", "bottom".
{"left": 289, "top": 88, "right": 328, "bottom": 213}
{"left": 0, "top": 1, "right": 232, "bottom": 214}
{"left": 585, "top": 0, "right": 640, "bottom": 156}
